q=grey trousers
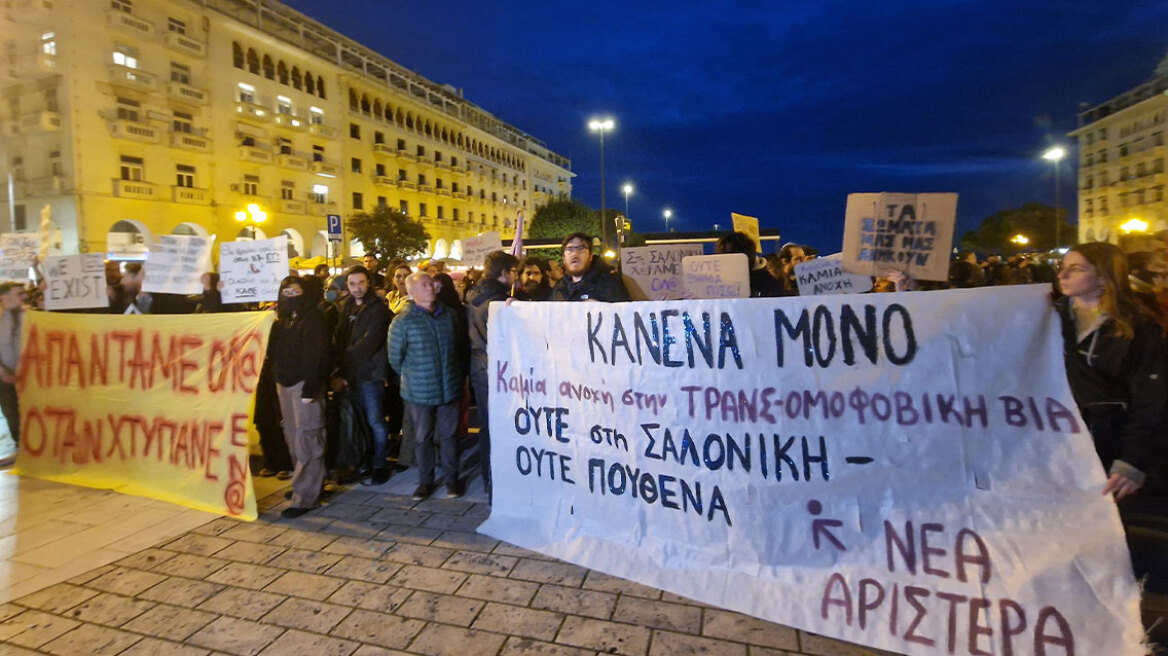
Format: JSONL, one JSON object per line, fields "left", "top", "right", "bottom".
{"left": 276, "top": 382, "right": 325, "bottom": 509}
{"left": 406, "top": 400, "right": 461, "bottom": 487}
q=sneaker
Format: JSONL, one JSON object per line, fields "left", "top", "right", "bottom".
{"left": 275, "top": 470, "right": 293, "bottom": 480}
{"left": 412, "top": 483, "right": 433, "bottom": 501}
{"left": 361, "top": 468, "right": 390, "bottom": 486}
{"left": 445, "top": 480, "right": 465, "bottom": 499}
{"left": 281, "top": 506, "right": 312, "bottom": 519}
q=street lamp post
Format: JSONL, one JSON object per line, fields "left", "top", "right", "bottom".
{"left": 663, "top": 209, "right": 672, "bottom": 233}
{"left": 1042, "top": 146, "right": 1066, "bottom": 250}
{"left": 234, "top": 203, "right": 267, "bottom": 240}
{"left": 588, "top": 118, "right": 614, "bottom": 245}
{"left": 622, "top": 183, "right": 633, "bottom": 222}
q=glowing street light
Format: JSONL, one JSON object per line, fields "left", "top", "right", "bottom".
{"left": 663, "top": 208, "right": 672, "bottom": 233}
{"left": 588, "top": 118, "right": 615, "bottom": 245}
{"left": 622, "top": 183, "right": 633, "bottom": 221}
{"left": 1042, "top": 145, "right": 1066, "bottom": 249}
{"left": 235, "top": 202, "right": 267, "bottom": 239}
{"left": 1121, "top": 218, "right": 1149, "bottom": 234}
{"left": 1011, "top": 234, "right": 1030, "bottom": 246}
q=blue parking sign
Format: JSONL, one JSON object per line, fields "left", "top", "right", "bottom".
{"left": 327, "top": 214, "right": 342, "bottom": 242}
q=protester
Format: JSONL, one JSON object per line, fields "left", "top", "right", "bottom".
{"left": 551, "top": 233, "right": 629, "bottom": 302}
{"left": 715, "top": 231, "right": 783, "bottom": 297}
{"left": 362, "top": 254, "right": 386, "bottom": 288}
{"left": 514, "top": 256, "right": 551, "bottom": 301}
{"left": 0, "top": 282, "right": 26, "bottom": 459}
{"left": 547, "top": 258, "right": 565, "bottom": 287}
{"left": 465, "top": 251, "right": 518, "bottom": 501}
{"left": 776, "top": 243, "right": 808, "bottom": 296}
{"left": 388, "top": 272, "right": 468, "bottom": 500}
{"left": 314, "top": 263, "right": 331, "bottom": 280}
{"left": 1054, "top": 242, "right": 1167, "bottom": 501}
{"left": 267, "top": 276, "right": 329, "bottom": 518}
{"left": 386, "top": 263, "right": 412, "bottom": 314}
{"left": 333, "top": 265, "right": 394, "bottom": 485}
{"left": 109, "top": 262, "right": 151, "bottom": 314}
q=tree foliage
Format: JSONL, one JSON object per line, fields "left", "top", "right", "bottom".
{"left": 346, "top": 205, "right": 430, "bottom": 261}
{"left": 958, "top": 202, "right": 1074, "bottom": 254}
{"left": 528, "top": 199, "right": 600, "bottom": 241}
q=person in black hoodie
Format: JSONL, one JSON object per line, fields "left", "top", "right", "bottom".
{"left": 465, "top": 251, "right": 518, "bottom": 501}
{"left": 551, "top": 233, "right": 629, "bottom": 302}
{"left": 1055, "top": 242, "right": 1167, "bottom": 499}
{"left": 267, "top": 276, "right": 329, "bottom": 518}
{"left": 715, "top": 231, "right": 784, "bottom": 298}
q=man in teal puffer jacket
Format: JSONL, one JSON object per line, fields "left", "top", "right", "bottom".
{"left": 388, "top": 272, "right": 468, "bottom": 501}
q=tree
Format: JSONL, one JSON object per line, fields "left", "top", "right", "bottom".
{"left": 528, "top": 199, "right": 600, "bottom": 241}
{"left": 346, "top": 205, "right": 429, "bottom": 262}
{"left": 958, "top": 202, "right": 1074, "bottom": 254}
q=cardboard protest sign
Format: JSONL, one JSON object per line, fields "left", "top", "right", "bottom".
{"left": 0, "top": 233, "right": 40, "bottom": 282}
{"left": 480, "top": 285, "right": 1144, "bottom": 656}
{"left": 795, "top": 254, "right": 873, "bottom": 295}
{"left": 621, "top": 244, "right": 704, "bottom": 300}
{"left": 731, "top": 212, "right": 762, "bottom": 253}
{"left": 681, "top": 254, "right": 749, "bottom": 299}
{"left": 14, "top": 311, "right": 273, "bottom": 519}
{"left": 219, "top": 236, "right": 288, "bottom": 303}
{"left": 461, "top": 231, "right": 502, "bottom": 267}
{"left": 841, "top": 192, "right": 957, "bottom": 281}
{"left": 144, "top": 235, "right": 213, "bottom": 295}
{"left": 43, "top": 254, "right": 108, "bottom": 311}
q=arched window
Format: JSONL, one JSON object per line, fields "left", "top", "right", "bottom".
{"left": 395, "top": 109, "right": 404, "bottom": 126}
{"left": 290, "top": 66, "right": 302, "bottom": 90}
{"left": 317, "top": 76, "right": 325, "bottom": 98}
{"left": 441, "top": 128, "right": 448, "bottom": 143}
{"left": 360, "top": 94, "right": 371, "bottom": 114}
{"left": 349, "top": 89, "right": 358, "bottom": 110}
{"left": 405, "top": 113, "right": 414, "bottom": 130}
{"left": 262, "top": 54, "right": 275, "bottom": 80}
{"left": 277, "top": 60, "right": 288, "bottom": 84}
{"left": 373, "top": 99, "right": 382, "bottom": 118}
{"left": 232, "top": 42, "right": 244, "bottom": 69}
{"left": 304, "top": 70, "right": 315, "bottom": 94}
{"left": 246, "top": 48, "right": 259, "bottom": 74}
{"left": 384, "top": 105, "right": 393, "bottom": 122}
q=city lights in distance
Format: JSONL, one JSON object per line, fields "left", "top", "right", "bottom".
{"left": 1121, "top": 218, "right": 1149, "bottom": 233}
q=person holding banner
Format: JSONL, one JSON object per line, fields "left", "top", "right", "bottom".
{"left": 514, "top": 256, "right": 552, "bottom": 302}
{"left": 551, "top": 233, "right": 629, "bottom": 302}
{"left": 1055, "top": 242, "right": 1168, "bottom": 500}
{"left": 0, "top": 282, "right": 26, "bottom": 455}
{"left": 714, "top": 232, "right": 783, "bottom": 297}
{"left": 268, "top": 276, "right": 329, "bottom": 518}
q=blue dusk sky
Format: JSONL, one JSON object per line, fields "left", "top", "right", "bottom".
{"left": 283, "top": 0, "right": 1168, "bottom": 251}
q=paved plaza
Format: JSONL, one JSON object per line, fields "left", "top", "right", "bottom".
{"left": 0, "top": 468, "right": 902, "bottom": 656}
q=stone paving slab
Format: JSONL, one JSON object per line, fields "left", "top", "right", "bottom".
{"left": 0, "top": 484, "right": 906, "bottom": 656}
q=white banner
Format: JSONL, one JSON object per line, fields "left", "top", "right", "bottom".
{"left": 461, "top": 232, "right": 502, "bottom": 267}
{"left": 621, "top": 244, "right": 704, "bottom": 301}
{"left": 219, "top": 236, "right": 288, "bottom": 303}
{"left": 841, "top": 193, "right": 957, "bottom": 282}
{"left": 143, "top": 235, "right": 213, "bottom": 295}
{"left": 0, "top": 233, "right": 40, "bottom": 282}
{"left": 796, "top": 254, "right": 873, "bottom": 295}
{"left": 681, "top": 254, "right": 749, "bottom": 299}
{"left": 43, "top": 254, "right": 108, "bottom": 311}
{"left": 479, "top": 286, "right": 1144, "bottom": 656}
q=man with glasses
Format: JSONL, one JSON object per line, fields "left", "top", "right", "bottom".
{"left": 551, "top": 232, "right": 629, "bottom": 302}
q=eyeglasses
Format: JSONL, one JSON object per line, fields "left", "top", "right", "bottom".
{"left": 280, "top": 287, "right": 304, "bottom": 297}
{"left": 563, "top": 245, "right": 589, "bottom": 254}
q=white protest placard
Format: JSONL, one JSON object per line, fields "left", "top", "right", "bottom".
{"left": 0, "top": 233, "right": 40, "bottom": 282}
{"left": 795, "top": 253, "right": 873, "bottom": 295}
{"left": 43, "top": 254, "right": 108, "bottom": 311}
{"left": 731, "top": 212, "right": 762, "bottom": 253}
{"left": 621, "top": 244, "right": 704, "bottom": 300}
{"left": 460, "top": 232, "right": 502, "bottom": 267}
{"left": 143, "top": 235, "right": 213, "bottom": 295}
{"left": 841, "top": 192, "right": 957, "bottom": 282}
{"left": 681, "top": 253, "right": 749, "bottom": 298}
{"left": 219, "top": 236, "right": 288, "bottom": 303}
{"left": 480, "top": 286, "right": 1144, "bottom": 656}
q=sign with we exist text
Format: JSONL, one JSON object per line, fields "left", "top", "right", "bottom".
{"left": 480, "top": 286, "right": 1144, "bottom": 656}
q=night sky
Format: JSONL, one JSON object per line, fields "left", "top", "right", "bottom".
{"left": 283, "top": 0, "right": 1168, "bottom": 252}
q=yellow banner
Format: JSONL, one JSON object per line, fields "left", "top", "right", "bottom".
{"left": 13, "top": 310, "right": 274, "bottom": 520}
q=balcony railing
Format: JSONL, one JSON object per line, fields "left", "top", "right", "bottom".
{"left": 311, "top": 160, "right": 339, "bottom": 177}
{"left": 235, "top": 101, "right": 271, "bottom": 123}
{"left": 107, "top": 119, "right": 159, "bottom": 143}
{"left": 108, "top": 64, "right": 156, "bottom": 90}
{"left": 169, "top": 131, "right": 209, "bottom": 151}
{"left": 166, "top": 81, "right": 208, "bottom": 105}
{"left": 372, "top": 143, "right": 394, "bottom": 156}
{"left": 163, "top": 31, "right": 205, "bottom": 57}
{"left": 107, "top": 9, "right": 154, "bottom": 37}
{"left": 417, "top": 184, "right": 434, "bottom": 194}
{"left": 277, "top": 153, "right": 308, "bottom": 170}
{"left": 172, "top": 186, "right": 208, "bottom": 204}
{"left": 19, "top": 111, "right": 59, "bottom": 132}
{"left": 113, "top": 179, "right": 156, "bottom": 199}
{"left": 238, "top": 146, "right": 273, "bottom": 163}
{"left": 273, "top": 113, "right": 307, "bottom": 132}
{"left": 308, "top": 122, "right": 337, "bottom": 138}
{"left": 23, "top": 176, "right": 63, "bottom": 196}
{"left": 398, "top": 180, "right": 417, "bottom": 190}
{"left": 280, "top": 199, "right": 307, "bottom": 215}
{"left": 373, "top": 175, "right": 395, "bottom": 186}
{"left": 436, "top": 188, "right": 452, "bottom": 197}
{"left": 396, "top": 149, "right": 416, "bottom": 161}
{"left": 310, "top": 201, "right": 338, "bottom": 214}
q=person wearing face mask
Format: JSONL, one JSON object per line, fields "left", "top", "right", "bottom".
{"left": 266, "top": 276, "right": 329, "bottom": 518}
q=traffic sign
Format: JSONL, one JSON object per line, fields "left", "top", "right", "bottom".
{"left": 327, "top": 214, "right": 342, "bottom": 242}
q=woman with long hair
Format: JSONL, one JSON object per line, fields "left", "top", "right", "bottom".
{"left": 1054, "top": 242, "right": 1166, "bottom": 501}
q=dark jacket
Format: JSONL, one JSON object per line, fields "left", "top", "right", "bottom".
{"left": 466, "top": 278, "right": 512, "bottom": 367}
{"left": 334, "top": 296, "right": 393, "bottom": 382}
{"left": 514, "top": 284, "right": 551, "bottom": 302}
{"left": 1055, "top": 297, "right": 1168, "bottom": 481}
{"left": 388, "top": 301, "right": 466, "bottom": 406}
{"left": 551, "top": 258, "right": 629, "bottom": 302}
{"left": 750, "top": 267, "right": 785, "bottom": 298}
{"left": 266, "top": 305, "right": 329, "bottom": 399}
